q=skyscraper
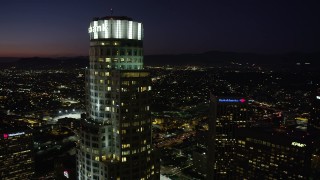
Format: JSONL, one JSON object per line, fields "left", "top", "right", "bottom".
{"left": 77, "top": 15, "right": 159, "bottom": 179}
{"left": 207, "top": 95, "right": 250, "bottom": 179}
{"left": 0, "top": 124, "right": 34, "bottom": 179}
{"left": 234, "top": 127, "right": 320, "bottom": 179}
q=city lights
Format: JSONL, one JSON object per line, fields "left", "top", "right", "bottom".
{"left": 218, "top": 98, "right": 246, "bottom": 103}
{"left": 0, "top": 1, "right": 319, "bottom": 179}
{"left": 291, "top": 142, "right": 307, "bottom": 147}
{"left": 8, "top": 132, "right": 25, "bottom": 137}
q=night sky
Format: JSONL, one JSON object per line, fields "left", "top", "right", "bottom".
{"left": 0, "top": 0, "right": 319, "bottom": 57}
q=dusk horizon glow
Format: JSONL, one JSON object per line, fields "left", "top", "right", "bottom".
{"left": 0, "top": 0, "right": 319, "bottom": 57}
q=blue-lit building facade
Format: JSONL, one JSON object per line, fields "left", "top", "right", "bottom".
{"left": 77, "top": 16, "right": 159, "bottom": 180}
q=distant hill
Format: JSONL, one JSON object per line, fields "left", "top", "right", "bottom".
{"left": 0, "top": 51, "right": 319, "bottom": 69}
{"left": 144, "top": 51, "right": 320, "bottom": 66}
{"left": 17, "top": 56, "right": 89, "bottom": 69}
{"left": 0, "top": 57, "right": 20, "bottom": 63}
{"left": 0, "top": 56, "right": 89, "bottom": 69}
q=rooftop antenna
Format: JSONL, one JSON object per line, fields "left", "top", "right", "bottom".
{"left": 110, "top": 8, "right": 113, "bottom": 16}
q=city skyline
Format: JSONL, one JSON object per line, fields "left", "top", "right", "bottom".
{"left": 0, "top": 0, "right": 320, "bottom": 57}
{"left": 0, "top": 1, "right": 320, "bottom": 179}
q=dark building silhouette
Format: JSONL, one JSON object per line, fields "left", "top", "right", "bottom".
{"left": 0, "top": 124, "right": 34, "bottom": 179}
{"left": 207, "top": 95, "right": 251, "bottom": 179}
{"left": 193, "top": 145, "right": 207, "bottom": 176}
{"left": 54, "top": 156, "right": 76, "bottom": 180}
{"left": 207, "top": 95, "right": 320, "bottom": 179}
{"left": 235, "top": 127, "right": 320, "bottom": 179}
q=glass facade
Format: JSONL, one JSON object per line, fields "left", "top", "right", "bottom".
{"left": 77, "top": 16, "right": 159, "bottom": 180}
{"left": 0, "top": 130, "right": 34, "bottom": 179}
{"left": 234, "top": 128, "right": 320, "bottom": 179}
{"left": 207, "top": 94, "right": 320, "bottom": 179}
{"left": 207, "top": 95, "right": 251, "bottom": 179}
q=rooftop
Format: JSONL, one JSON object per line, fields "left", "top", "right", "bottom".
{"left": 236, "top": 126, "right": 320, "bottom": 148}
{"left": 93, "top": 16, "right": 133, "bottom": 21}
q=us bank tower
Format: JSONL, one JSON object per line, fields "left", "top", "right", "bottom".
{"left": 77, "top": 15, "right": 159, "bottom": 180}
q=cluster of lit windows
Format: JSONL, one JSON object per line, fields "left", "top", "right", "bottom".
{"left": 94, "top": 57, "right": 142, "bottom": 63}
{"left": 235, "top": 137, "right": 309, "bottom": 179}
{"left": 89, "top": 47, "right": 143, "bottom": 57}
{"left": 90, "top": 64, "right": 142, "bottom": 70}
{"left": 0, "top": 132, "right": 34, "bottom": 179}
{"left": 122, "top": 144, "right": 130, "bottom": 148}
{"left": 121, "top": 72, "right": 149, "bottom": 78}
{"left": 245, "top": 138, "right": 304, "bottom": 152}
{"left": 80, "top": 19, "right": 155, "bottom": 178}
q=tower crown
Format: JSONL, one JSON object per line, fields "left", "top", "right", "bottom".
{"left": 88, "top": 16, "right": 143, "bottom": 40}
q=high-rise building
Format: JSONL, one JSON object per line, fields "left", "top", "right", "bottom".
{"left": 0, "top": 124, "right": 34, "bottom": 179}
{"left": 234, "top": 127, "right": 320, "bottom": 179}
{"left": 77, "top": 15, "right": 159, "bottom": 179}
{"left": 207, "top": 95, "right": 251, "bottom": 179}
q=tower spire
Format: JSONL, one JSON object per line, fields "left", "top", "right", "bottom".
{"left": 110, "top": 8, "right": 113, "bottom": 16}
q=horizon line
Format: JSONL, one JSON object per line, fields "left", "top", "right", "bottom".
{"left": 0, "top": 50, "right": 319, "bottom": 59}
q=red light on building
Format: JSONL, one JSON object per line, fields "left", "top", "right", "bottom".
{"left": 3, "top": 134, "right": 8, "bottom": 139}
{"left": 240, "top": 99, "right": 246, "bottom": 103}
{"left": 64, "top": 170, "right": 69, "bottom": 178}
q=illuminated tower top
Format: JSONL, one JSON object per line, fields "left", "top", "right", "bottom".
{"left": 78, "top": 13, "right": 159, "bottom": 180}
{"left": 86, "top": 15, "right": 145, "bottom": 123}
{"left": 88, "top": 16, "right": 143, "bottom": 40}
